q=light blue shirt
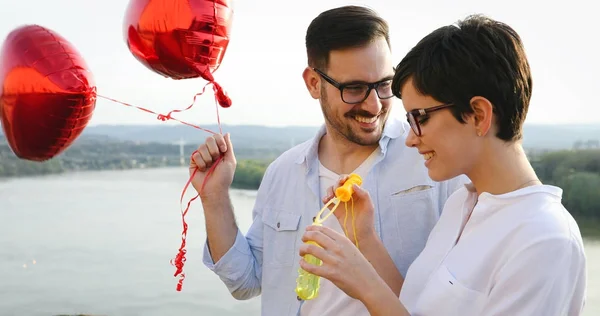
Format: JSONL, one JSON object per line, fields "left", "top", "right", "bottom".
{"left": 203, "top": 117, "right": 468, "bottom": 316}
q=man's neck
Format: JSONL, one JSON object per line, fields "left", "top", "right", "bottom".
{"left": 317, "top": 128, "right": 379, "bottom": 175}
{"left": 468, "top": 140, "right": 540, "bottom": 196}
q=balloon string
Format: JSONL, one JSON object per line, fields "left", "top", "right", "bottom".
{"left": 167, "top": 0, "right": 225, "bottom": 291}
{"left": 170, "top": 153, "right": 222, "bottom": 291}
{"left": 95, "top": 80, "right": 226, "bottom": 292}
{"left": 95, "top": 80, "right": 217, "bottom": 135}
{"left": 72, "top": 59, "right": 229, "bottom": 292}
{"left": 211, "top": 0, "right": 224, "bottom": 136}
{"left": 168, "top": 0, "right": 226, "bottom": 290}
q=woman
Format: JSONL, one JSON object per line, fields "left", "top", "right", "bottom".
{"left": 299, "top": 14, "right": 587, "bottom": 316}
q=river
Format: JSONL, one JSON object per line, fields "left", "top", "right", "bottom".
{"left": 0, "top": 167, "right": 598, "bottom": 315}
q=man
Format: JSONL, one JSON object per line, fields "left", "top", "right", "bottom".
{"left": 190, "top": 5, "right": 468, "bottom": 316}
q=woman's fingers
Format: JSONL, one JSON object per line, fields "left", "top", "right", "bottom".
{"left": 299, "top": 238, "right": 330, "bottom": 260}
{"left": 322, "top": 186, "right": 335, "bottom": 206}
{"left": 299, "top": 225, "right": 358, "bottom": 284}
{"left": 301, "top": 227, "right": 338, "bottom": 250}
{"left": 299, "top": 253, "right": 330, "bottom": 278}
{"left": 304, "top": 225, "right": 344, "bottom": 243}
{"left": 338, "top": 174, "right": 350, "bottom": 186}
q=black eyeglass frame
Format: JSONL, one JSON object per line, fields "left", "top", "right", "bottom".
{"left": 312, "top": 68, "right": 394, "bottom": 104}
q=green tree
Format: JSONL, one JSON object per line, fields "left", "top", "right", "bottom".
{"left": 559, "top": 172, "right": 600, "bottom": 218}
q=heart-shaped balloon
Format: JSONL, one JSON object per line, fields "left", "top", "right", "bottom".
{"left": 0, "top": 25, "right": 96, "bottom": 162}
{"left": 123, "top": 0, "right": 234, "bottom": 83}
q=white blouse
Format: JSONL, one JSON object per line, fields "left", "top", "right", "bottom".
{"left": 399, "top": 184, "right": 587, "bottom": 316}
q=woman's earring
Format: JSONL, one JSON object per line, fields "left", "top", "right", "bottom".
{"left": 477, "top": 130, "right": 482, "bottom": 137}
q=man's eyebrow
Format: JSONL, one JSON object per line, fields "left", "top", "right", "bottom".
{"left": 340, "top": 75, "right": 394, "bottom": 85}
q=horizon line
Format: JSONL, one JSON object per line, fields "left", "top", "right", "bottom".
{"left": 84, "top": 122, "right": 600, "bottom": 127}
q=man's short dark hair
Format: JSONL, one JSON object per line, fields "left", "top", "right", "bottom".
{"left": 305, "top": 5, "right": 390, "bottom": 70}
{"left": 392, "top": 14, "right": 532, "bottom": 142}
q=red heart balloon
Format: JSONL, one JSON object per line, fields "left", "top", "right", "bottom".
{"left": 123, "top": 0, "right": 234, "bottom": 83}
{"left": 0, "top": 25, "right": 96, "bottom": 162}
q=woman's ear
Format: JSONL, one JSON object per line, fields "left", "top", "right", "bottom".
{"left": 302, "top": 67, "right": 321, "bottom": 99}
{"left": 469, "top": 96, "right": 494, "bottom": 137}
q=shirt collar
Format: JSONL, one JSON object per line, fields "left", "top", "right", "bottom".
{"left": 294, "top": 116, "right": 406, "bottom": 165}
{"left": 465, "top": 182, "right": 563, "bottom": 202}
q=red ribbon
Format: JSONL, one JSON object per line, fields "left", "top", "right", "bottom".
{"left": 97, "top": 77, "right": 226, "bottom": 292}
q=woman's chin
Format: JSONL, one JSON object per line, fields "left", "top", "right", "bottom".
{"left": 427, "top": 165, "right": 457, "bottom": 183}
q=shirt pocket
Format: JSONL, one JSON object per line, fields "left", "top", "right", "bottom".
{"left": 261, "top": 208, "right": 302, "bottom": 267}
{"left": 390, "top": 186, "right": 439, "bottom": 234}
{"left": 413, "top": 265, "right": 485, "bottom": 316}
{"left": 386, "top": 187, "right": 439, "bottom": 274}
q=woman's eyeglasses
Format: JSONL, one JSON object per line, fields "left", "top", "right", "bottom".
{"left": 406, "top": 103, "right": 453, "bottom": 136}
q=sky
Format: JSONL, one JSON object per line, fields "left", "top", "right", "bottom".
{"left": 0, "top": 0, "right": 598, "bottom": 128}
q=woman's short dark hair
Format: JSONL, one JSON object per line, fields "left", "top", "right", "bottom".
{"left": 392, "top": 14, "right": 532, "bottom": 142}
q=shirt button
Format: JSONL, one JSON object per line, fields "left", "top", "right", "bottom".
{"left": 277, "top": 222, "right": 280, "bottom": 228}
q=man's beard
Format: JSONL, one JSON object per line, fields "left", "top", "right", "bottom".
{"left": 320, "top": 88, "right": 385, "bottom": 146}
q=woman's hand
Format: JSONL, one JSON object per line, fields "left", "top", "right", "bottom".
{"left": 321, "top": 176, "right": 376, "bottom": 246}
{"left": 299, "top": 225, "right": 411, "bottom": 316}
{"left": 299, "top": 225, "right": 383, "bottom": 301}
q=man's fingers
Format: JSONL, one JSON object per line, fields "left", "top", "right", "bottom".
{"left": 206, "top": 136, "right": 222, "bottom": 161}
{"left": 190, "top": 133, "right": 233, "bottom": 174}
{"left": 191, "top": 151, "right": 206, "bottom": 171}
{"left": 198, "top": 146, "right": 214, "bottom": 167}
{"left": 223, "top": 133, "right": 236, "bottom": 162}
{"left": 213, "top": 133, "right": 227, "bottom": 151}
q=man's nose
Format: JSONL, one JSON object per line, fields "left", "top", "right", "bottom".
{"left": 361, "top": 89, "right": 382, "bottom": 115}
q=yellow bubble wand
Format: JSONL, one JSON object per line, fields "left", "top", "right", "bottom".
{"left": 295, "top": 173, "right": 363, "bottom": 300}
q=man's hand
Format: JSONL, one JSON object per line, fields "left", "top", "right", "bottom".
{"left": 190, "top": 133, "right": 237, "bottom": 199}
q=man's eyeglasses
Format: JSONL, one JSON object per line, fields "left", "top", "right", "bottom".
{"left": 313, "top": 68, "right": 394, "bottom": 104}
{"left": 406, "top": 103, "right": 453, "bottom": 136}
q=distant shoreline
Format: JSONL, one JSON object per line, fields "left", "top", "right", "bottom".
{"left": 3, "top": 165, "right": 599, "bottom": 240}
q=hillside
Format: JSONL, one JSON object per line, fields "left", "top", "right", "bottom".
{"left": 81, "top": 123, "right": 599, "bottom": 150}
{"left": 79, "top": 124, "right": 319, "bottom": 150}
{"left": 1, "top": 122, "right": 599, "bottom": 151}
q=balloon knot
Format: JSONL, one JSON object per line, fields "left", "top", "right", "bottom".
{"left": 157, "top": 113, "right": 171, "bottom": 121}
{"left": 212, "top": 83, "right": 232, "bottom": 108}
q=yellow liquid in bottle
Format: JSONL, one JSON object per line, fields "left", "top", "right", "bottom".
{"left": 295, "top": 240, "right": 322, "bottom": 300}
